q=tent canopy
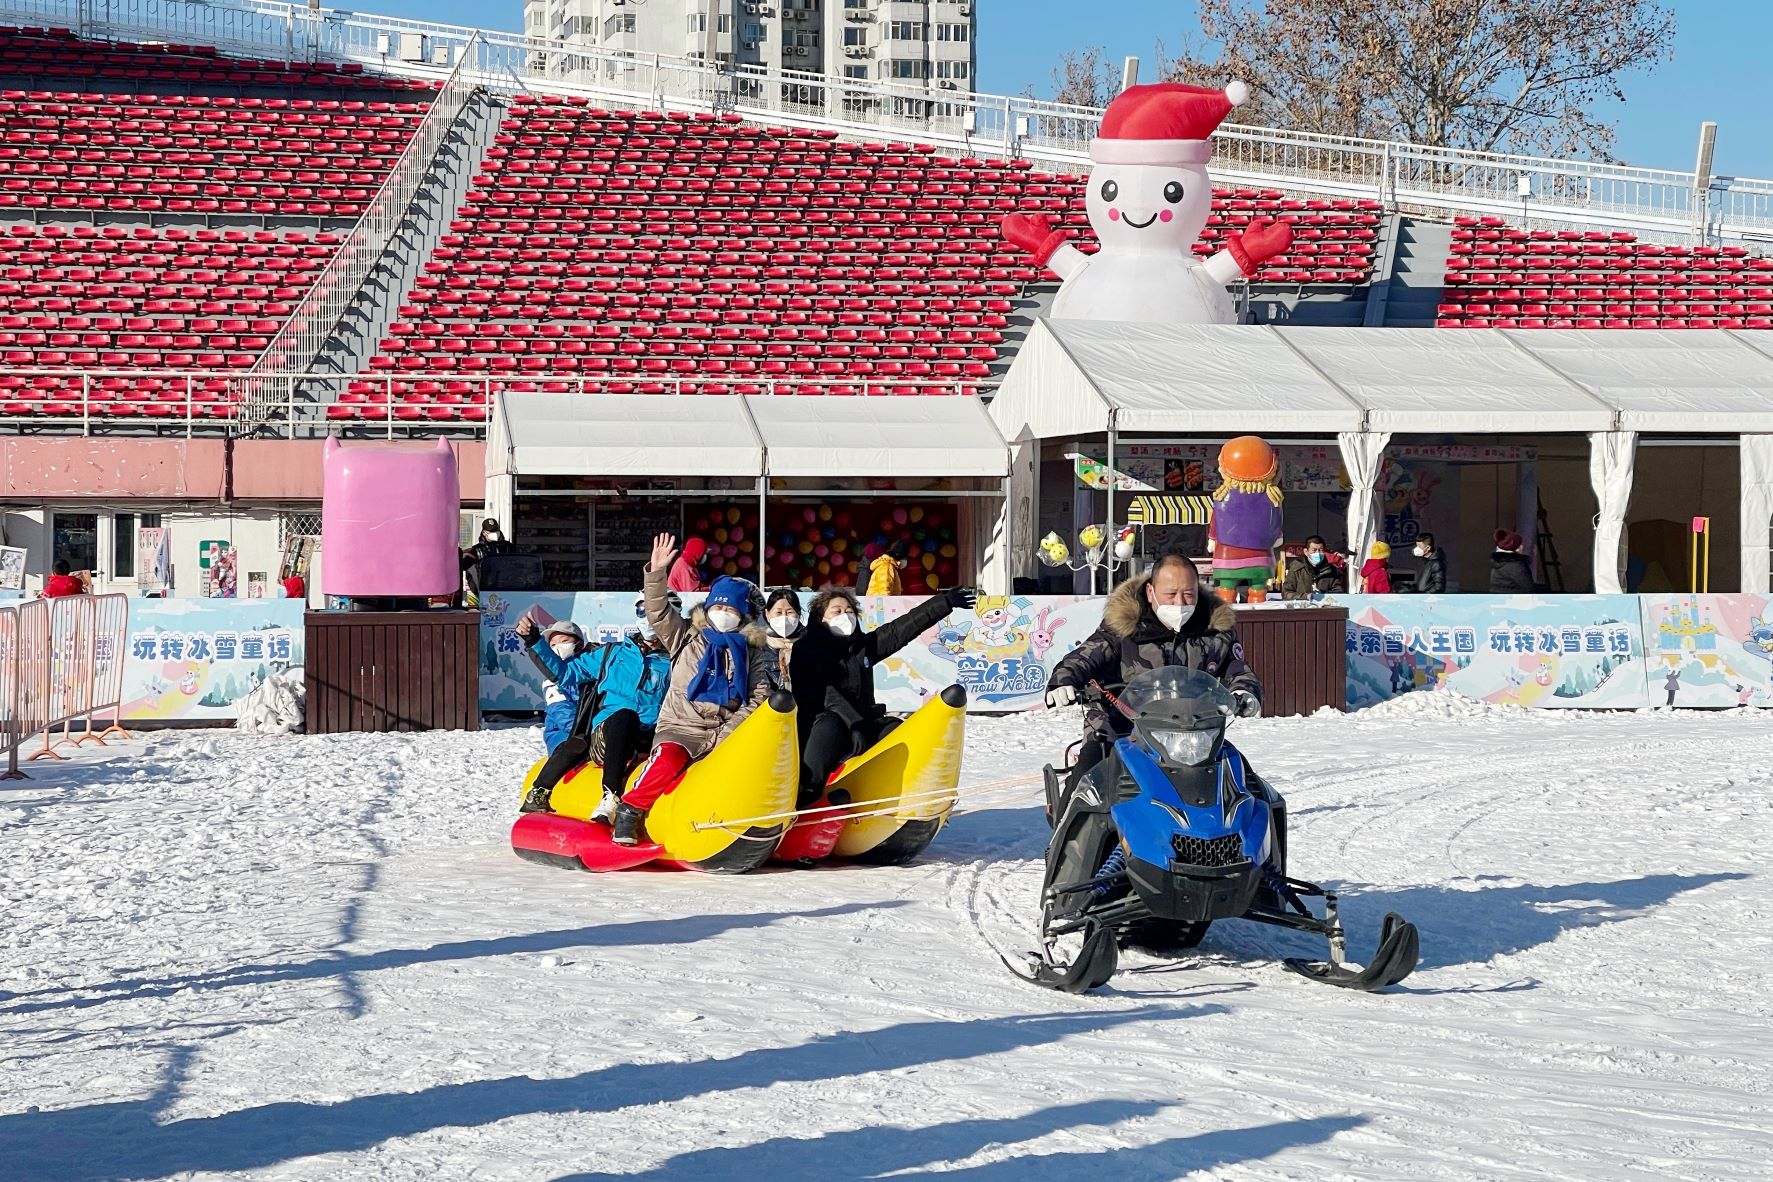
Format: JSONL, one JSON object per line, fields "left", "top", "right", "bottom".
{"left": 745, "top": 393, "right": 1007, "bottom": 478}
{"left": 490, "top": 391, "right": 763, "bottom": 479}
{"left": 489, "top": 391, "right": 1007, "bottom": 480}
{"left": 990, "top": 320, "right": 1773, "bottom": 440}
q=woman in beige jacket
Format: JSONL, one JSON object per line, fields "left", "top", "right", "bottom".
{"left": 612, "top": 533, "right": 774, "bottom": 845}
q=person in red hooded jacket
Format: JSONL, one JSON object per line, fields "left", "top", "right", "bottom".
{"left": 42, "top": 560, "right": 89, "bottom": 598}
{"left": 668, "top": 537, "right": 711, "bottom": 592}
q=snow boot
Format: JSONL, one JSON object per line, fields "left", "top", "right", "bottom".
{"left": 611, "top": 802, "right": 647, "bottom": 846}
{"left": 591, "top": 789, "right": 621, "bottom": 826}
{"left": 520, "top": 784, "right": 553, "bottom": 815}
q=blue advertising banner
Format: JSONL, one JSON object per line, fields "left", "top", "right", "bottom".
{"left": 1335, "top": 594, "right": 1649, "bottom": 709}
{"left": 121, "top": 599, "right": 304, "bottom": 720}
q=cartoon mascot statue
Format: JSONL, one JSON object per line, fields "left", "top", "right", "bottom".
{"left": 1208, "top": 436, "right": 1284, "bottom": 592}
{"left": 999, "top": 81, "right": 1293, "bottom": 324}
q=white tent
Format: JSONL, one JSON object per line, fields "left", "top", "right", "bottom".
{"left": 487, "top": 392, "right": 1009, "bottom": 586}
{"left": 990, "top": 320, "right": 1773, "bottom": 592}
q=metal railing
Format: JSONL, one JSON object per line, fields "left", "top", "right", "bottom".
{"left": 240, "top": 32, "right": 482, "bottom": 425}
{"left": 1, "top": 593, "right": 130, "bottom": 779}
{"left": 9, "top": 0, "right": 1773, "bottom": 246}
{"left": 0, "top": 368, "right": 988, "bottom": 438}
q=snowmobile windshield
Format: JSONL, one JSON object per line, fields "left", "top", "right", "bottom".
{"left": 1119, "top": 667, "right": 1236, "bottom": 768}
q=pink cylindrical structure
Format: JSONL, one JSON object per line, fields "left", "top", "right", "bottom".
{"left": 320, "top": 437, "right": 461, "bottom": 598}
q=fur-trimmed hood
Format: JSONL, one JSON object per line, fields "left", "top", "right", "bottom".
{"left": 1102, "top": 573, "right": 1236, "bottom": 640}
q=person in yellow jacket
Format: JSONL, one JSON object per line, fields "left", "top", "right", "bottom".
{"left": 866, "top": 539, "right": 910, "bottom": 596}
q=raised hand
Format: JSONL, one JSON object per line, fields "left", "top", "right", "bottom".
{"left": 515, "top": 612, "right": 536, "bottom": 639}
{"left": 649, "top": 532, "right": 679, "bottom": 573}
{"left": 1227, "top": 216, "right": 1294, "bottom": 276}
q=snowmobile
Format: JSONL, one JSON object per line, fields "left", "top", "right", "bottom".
{"left": 1011, "top": 667, "right": 1419, "bottom": 993}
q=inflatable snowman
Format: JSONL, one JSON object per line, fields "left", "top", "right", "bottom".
{"left": 1001, "top": 81, "right": 1292, "bottom": 324}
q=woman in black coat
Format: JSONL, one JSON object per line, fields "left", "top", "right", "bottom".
{"left": 1488, "top": 529, "right": 1535, "bottom": 593}
{"left": 788, "top": 584, "right": 974, "bottom": 806}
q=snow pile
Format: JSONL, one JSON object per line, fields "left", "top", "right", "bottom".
{"left": 1348, "top": 688, "right": 1537, "bottom": 722}
{"left": 233, "top": 666, "right": 307, "bottom": 735}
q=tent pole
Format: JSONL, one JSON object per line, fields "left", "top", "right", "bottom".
{"left": 757, "top": 477, "right": 768, "bottom": 586}
{"left": 1105, "top": 420, "right": 1117, "bottom": 596}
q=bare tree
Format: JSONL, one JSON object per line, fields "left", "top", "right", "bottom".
{"left": 1038, "top": 45, "right": 1122, "bottom": 110}
{"left": 1161, "top": 0, "right": 1674, "bottom": 159}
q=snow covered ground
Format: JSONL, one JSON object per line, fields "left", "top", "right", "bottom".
{"left": 3, "top": 698, "right": 1771, "bottom": 1181}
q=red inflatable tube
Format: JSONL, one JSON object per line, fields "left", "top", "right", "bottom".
{"left": 510, "top": 812, "right": 664, "bottom": 873}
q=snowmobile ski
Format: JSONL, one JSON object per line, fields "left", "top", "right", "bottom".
{"left": 1282, "top": 912, "right": 1419, "bottom": 992}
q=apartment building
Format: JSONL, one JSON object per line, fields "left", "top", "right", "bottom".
{"left": 522, "top": 0, "right": 978, "bottom": 108}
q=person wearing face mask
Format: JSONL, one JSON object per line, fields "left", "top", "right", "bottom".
{"left": 460, "top": 517, "right": 515, "bottom": 604}
{"left": 866, "top": 538, "right": 911, "bottom": 596}
{"left": 1404, "top": 533, "right": 1446, "bottom": 594}
{"left": 761, "top": 587, "right": 804, "bottom": 691}
{"left": 789, "top": 581, "right": 977, "bottom": 807}
{"left": 516, "top": 605, "right": 673, "bottom": 822}
{"left": 611, "top": 533, "right": 775, "bottom": 846}
{"left": 1279, "top": 535, "right": 1346, "bottom": 599}
{"left": 1045, "top": 552, "right": 1261, "bottom": 798}
{"left": 526, "top": 619, "right": 589, "bottom": 756}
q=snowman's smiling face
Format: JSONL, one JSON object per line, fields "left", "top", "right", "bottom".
{"left": 1085, "top": 161, "right": 1212, "bottom": 254}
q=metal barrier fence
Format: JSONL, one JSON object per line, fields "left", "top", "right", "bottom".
{"left": 0, "top": 369, "right": 987, "bottom": 437}
{"left": 0, "top": 594, "right": 131, "bottom": 779}
{"left": 242, "top": 33, "right": 482, "bottom": 425}
{"left": 7, "top": 0, "right": 1773, "bottom": 246}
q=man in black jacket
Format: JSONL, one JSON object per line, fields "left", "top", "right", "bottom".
{"left": 1407, "top": 533, "right": 1447, "bottom": 594}
{"left": 789, "top": 584, "right": 975, "bottom": 806}
{"left": 1279, "top": 535, "right": 1346, "bottom": 599}
{"left": 1045, "top": 553, "right": 1261, "bottom": 795}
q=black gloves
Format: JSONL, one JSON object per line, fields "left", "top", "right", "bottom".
{"left": 946, "top": 586, "right": 978, "bottom": 610}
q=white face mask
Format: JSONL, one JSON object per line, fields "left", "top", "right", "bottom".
{"left": 1154, "top": 603, "right": 1195, "bottom": 633}
{"left": 768, "top": 614, "right": 800, "bottom": 638}
{"left": 550, "top": 641, "right": 578, "bottom": 660}
{"left": 707, "top": 607, "right": 742, "bottom": 633}
{"left": 826, "top": 613, "right": 857, "bottom": 637}
{"left": 1414, "top": 545, "right": 1428, "bottom": 557}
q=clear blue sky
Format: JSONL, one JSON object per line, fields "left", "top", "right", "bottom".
{"left": 379, "top": 0, "right": 1770, "bottom": 176}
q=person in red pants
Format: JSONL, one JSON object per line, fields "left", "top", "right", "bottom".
{"left": 613, "top": 533, "right": 774, "bottom": 846}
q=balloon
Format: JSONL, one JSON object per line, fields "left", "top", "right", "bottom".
{"left": 922, "top": 552, "right": 936, "bottom": 570}
{"left": 737, "top": 554, "right": 754, "bottom": 570}
{"left": 909, "top": 506, "right": 925, "bottom": 523}
{"left": 714, "top": 527, "right": 729, "bottom": 544}
{"left": 814, "top": 544, "right": 829, "bottom": 557}
{"left": 831, "top": 538, "right": 848, "bottom": 552}
{"left": 727, "top": 507, "right": 741, "bottom": 525}
{"left": 739, "top": 540, "right": 754, "bottom": 553}
{"left": 892, "top": 508, "right": 908, "bottom": 525}
{"left": 802, "top": 507, "right": 817, "bottom": 524}
{"left": 836, "top": 511, "right": 851, "bottom": 528}
{"left": 731, "top": 526, "right": 745, "bottom": 543}
{"left": 722, "top": 542, "right": 739, "bottom": 557}
{"left": 798, "top": 540, "right": 814, "bottom": 555}
{"left": 925, "top": 573, "right": 940, "bottom": 590}
{"left": 818, "top": 504, "right": 832, "bottom": 522}
{"left": 940, "top": 543, "right": 957, "bottom": 558}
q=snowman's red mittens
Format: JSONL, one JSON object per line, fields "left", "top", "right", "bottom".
{"left": 1227, "top": 216, "right": 1294, "bottom": 276}
{"left": 1000, "top": 213, "right": 1069, "bottom": 266}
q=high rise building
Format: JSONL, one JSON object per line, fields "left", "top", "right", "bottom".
{"left": 521, "top": 0, "right": 978, "bottom": 112}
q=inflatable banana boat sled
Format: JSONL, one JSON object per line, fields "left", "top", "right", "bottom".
{"left": 773, "top": 684, "right": 968, "bottom": 866}
{"left": 510, "top": 689, "right": 800, "bottom": 874}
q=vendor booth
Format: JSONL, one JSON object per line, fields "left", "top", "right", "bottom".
{"left": 987, "top": 321, "right": 1773, "bottom": 596}
{"left": 485, "top": 392, "right": 1010, "bottom": 592}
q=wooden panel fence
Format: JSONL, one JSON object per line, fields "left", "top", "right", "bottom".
{"left": 304, "top": 610, "right": 480, "bottom": 734}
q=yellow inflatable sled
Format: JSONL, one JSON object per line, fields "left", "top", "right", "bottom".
{"left": 775, "top": 685, "right": 968, "bottom": 865}
{"left": 509, "top": 689, "right": 801, "bottom": 874}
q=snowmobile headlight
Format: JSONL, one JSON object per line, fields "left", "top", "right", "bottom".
{"left": 1150, "top": 727, "right": 1218, "bottom": 767}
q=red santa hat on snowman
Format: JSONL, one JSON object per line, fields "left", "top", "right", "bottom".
{"left": 1090, "top": 80, "right": 1250, "bottom": 166}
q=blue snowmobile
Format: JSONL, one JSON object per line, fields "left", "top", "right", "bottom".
{"left": 1011, "top": 667, "right": 1419, "bottom": 993}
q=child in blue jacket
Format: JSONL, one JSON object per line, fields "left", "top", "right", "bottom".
{"left": 518, "top": 606, "right": 673, "bottom": 822}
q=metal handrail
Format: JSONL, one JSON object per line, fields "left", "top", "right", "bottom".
{"left": 0, "top": 367, "right": 988, "bottom": 439}
{"left": 8, "top": 0, "right": 1772, "bottom": 245}
{"left": 242, "top": 32, "right": 480, "bottom": 426}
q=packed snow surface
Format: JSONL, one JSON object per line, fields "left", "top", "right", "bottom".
{"left": 4, "top": 697, "right": 1771, "bottom": 1180}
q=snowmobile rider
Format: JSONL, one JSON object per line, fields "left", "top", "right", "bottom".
{"left": 1045, "top": 552, "right": 1262, "bottom": 798}
{"left": 517, "top": 604, "right": 672, "bottom": 822}
{"left": 611, "top": 534, "right": 775, "bottom": 846}
{"left": 789, "top": 582, "right": 976, "bottom": 808}
{"left": 524, "top": 619, "right": 589, "bottom": 755}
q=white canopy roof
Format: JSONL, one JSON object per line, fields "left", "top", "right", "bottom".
{"left": 488, "top": 391, "right": 764, "bottom": 478}
{"left": 990, "top": 320, "right": 1773, "bottom": 440}
{"left": 489, "top": 391, "right": 1007, "bottom": 480}
{"left": 745, "top": 393, "right": 1007, "bottom": 478}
